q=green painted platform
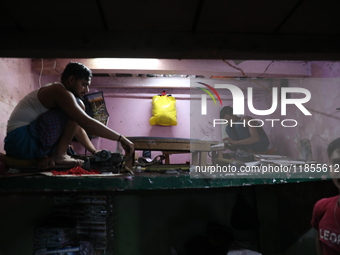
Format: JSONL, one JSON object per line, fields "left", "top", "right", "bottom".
{"left": 0, "top": 170, "right": 329, "bottom": 192}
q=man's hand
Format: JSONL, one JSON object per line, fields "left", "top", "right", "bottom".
{"left": 223, "top": 137, "right": 237, "bottom": 151}
{"left": 223, "top": 137, "right": 235, "bottom": 145}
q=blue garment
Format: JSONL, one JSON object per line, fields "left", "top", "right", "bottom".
{"left": 4, "top": 109, "right": 68, "bottom": 159}
{"left": 4, "top": 125, "right": 40, "bottom": 160}
{"left": 225, "top": 118, "right": 270, "bottom": 153}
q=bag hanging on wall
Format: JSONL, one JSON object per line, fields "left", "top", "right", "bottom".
{"left": 149, "top": 91, "right": 177, "bottom": 126}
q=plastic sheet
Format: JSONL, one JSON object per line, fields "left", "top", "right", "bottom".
{"left": 149, "top": 94, "right": 177, "bottom": 126}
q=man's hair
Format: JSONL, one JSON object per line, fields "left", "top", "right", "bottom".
{"left": 220, "top": 106, "right": 233, "bottom": 118}
{"left": 327, "top": 137, "right": 340, "bottom": 158}
{"left": 61, "top": 62, "right": 92, "bottom": 82}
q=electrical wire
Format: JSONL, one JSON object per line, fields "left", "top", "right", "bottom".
{"left": 39, "top": 58, "right": 43, "bottom": 87}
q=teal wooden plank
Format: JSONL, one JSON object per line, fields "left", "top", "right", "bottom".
{"left": 0, "top": 171, "right": 329, "bottom": 192}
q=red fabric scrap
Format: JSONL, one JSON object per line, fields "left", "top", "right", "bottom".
{"left": 51, "top": 166, "right": 100, "bottom": 176}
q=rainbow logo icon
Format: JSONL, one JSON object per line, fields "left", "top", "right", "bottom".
{"left": 196, "top": 82, "right": 223, "bottom": 106}
{"left": 196, "top": 82, "right": 223, "bottom": 115}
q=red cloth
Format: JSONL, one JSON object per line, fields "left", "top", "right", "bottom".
{"left": 312, "top": 195, "right": 340, "bottom": 255}
{"left": 52, "top": 166, "right": 100, "bottom": 175}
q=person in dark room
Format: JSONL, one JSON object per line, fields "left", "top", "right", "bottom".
{"left": 311, "top": 137, "right": 340, "bottom": 255}
{"left": 219, "top": 106, "right": 270, "bottom": 153}
{"left": 4, "top": 61, "right": 134, "bottom": 169}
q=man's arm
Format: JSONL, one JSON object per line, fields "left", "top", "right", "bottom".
{"left": 72, "top": 97, "right": 98, "bottom": 155}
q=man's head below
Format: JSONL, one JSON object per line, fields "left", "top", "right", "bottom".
{"left": 61, "top": 62, "right": 92, "bottom": 83}
{"left": 220, "top": 106, "right": 239, "bottom": 123}
{"left": 61, "top": 62, "right": 92, "bottom": 98}
{"left": 220, "top": 106, "right": 234, "bottom": 121}
{"left": 327, "top": 137, "right": 340, "bottom": 189}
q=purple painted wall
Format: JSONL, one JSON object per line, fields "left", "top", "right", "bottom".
{"left": 189, "top": 78, "right": 274, "bottom": 140}
{"left": 269, "top": 62, "right": 340, "bottom": 163}
{"left": 190, "top": 74, "right": 340, "bottom": 164}
{"left": 73, "top": 87, "right": 192, "bottom": 164}
{"left": 0, "top": 58, "right": 59, "bottom": 154}
{"left": 2, "top": 59, "right": 340, "bottom": 165}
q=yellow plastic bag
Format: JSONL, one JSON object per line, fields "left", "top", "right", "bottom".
{"left": 149, "top": 94, "right": 177, "bottom": 126}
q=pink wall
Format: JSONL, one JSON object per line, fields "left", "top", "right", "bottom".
{"left": 190, "top": 74, "right": 340, "bottom": 164}
{"left": 269, "top": 62, "right": 340, "bottom": 163}
{"left": 189, "top": 78, "right": 274, "bottom": 142}
{"left": 0, "top": 58, "right": 61, "bottom": 154}
{"left": 72, "top": 87, "right": 192, "bottom": 164}
{"left": 87, "top": 94, "right": 191, "bottom": 163}
{"left": 80, "top": 78, "right": 276, "bottom": 164}
{"left": 0, "top": 59, "right": 39, "bottom": 153}
{"left": 2, "top": 59, "right": 340, "bottom": 165}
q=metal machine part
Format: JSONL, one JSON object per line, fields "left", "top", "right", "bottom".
{"left": 83, "top": 150, "right": 125, "bottom": 173}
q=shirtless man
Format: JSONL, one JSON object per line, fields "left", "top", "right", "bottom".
{"left": 4, "top": 62, "right": 134, "bottom": 168}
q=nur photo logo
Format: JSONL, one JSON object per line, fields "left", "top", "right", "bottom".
{"left": 195, "top": 81, "right": 312, "bottom": 128}
{"left": 196, "top": 82, "right": 223, "bottom": 115}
